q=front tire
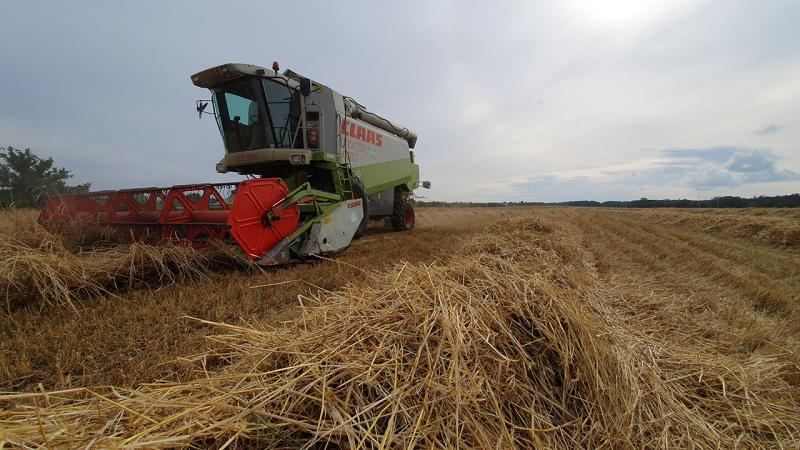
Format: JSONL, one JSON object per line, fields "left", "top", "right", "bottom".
{"left": 391, "top": 196, "right": 415, "bottom": 231}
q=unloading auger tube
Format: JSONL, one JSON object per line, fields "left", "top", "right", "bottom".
{"left": 342, "top": 97, "right": 418, "bottom": 149}
{"left": 38, "top": 62, "right": 430, "bottom": 265}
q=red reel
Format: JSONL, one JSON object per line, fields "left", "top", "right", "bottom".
{"left": 228, "top": 179, "right": 300, "bottom": 259}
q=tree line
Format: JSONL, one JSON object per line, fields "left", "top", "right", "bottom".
{"left": 0, "top": 146, "right": 90, "bottom": 208}
{"left": 419, "top": 194, "right": 800, "bottom": 209}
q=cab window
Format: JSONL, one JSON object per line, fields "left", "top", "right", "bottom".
{"left": 262, "top": 78, "right": 300, "bottom": 148}
{"left": 212, "top": 78, "right": 270, "bottom": 153}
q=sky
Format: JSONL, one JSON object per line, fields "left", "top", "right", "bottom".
{"left": 1, "top": 0, "right": 799, "bottom": 202}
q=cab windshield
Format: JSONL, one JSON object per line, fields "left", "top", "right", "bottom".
{"left": 211, "top": 77, "right": 299, "bottom": 153}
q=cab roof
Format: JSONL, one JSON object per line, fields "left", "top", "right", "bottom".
{"left": 191, "top": 63, "right": 300, "bottom": 89}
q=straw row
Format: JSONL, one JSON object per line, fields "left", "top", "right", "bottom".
{"left": 637, "top": 208, "right": 800, "bottom": 247}
{"left": 0, "top": 209, "right": 250, "bottom": 311}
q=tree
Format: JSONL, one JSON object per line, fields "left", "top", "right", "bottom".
{"left": 0, "top": 146, "right": 90, "bottom": 207}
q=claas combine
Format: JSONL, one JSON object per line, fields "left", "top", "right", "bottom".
{"left": 39, "top": 62, "right": 429, "bottom": 265}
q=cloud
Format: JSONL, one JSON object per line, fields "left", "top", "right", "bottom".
{"left": 654, "top": 148, "right": 798, "bottom": 186}
{"left": 756, "top": 124, "right": 782, "bottom": 135}
{"left": 682, "top": 165, "right": 737, "bottom": 188}
{"left": 511, "top": 146, "right": 800, "bottom": 200}
{"left": 724, "top": 148, "right": 775, "bottom": 173}
{"left": 721, "top": 148, "right": 800, "bottom": 184}
{"left": 660, "top": 147, "right": 738, "bottom": 164}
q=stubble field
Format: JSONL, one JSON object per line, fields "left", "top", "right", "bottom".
{"left": 1, "top": 206, "right": 799, "bottom": 448}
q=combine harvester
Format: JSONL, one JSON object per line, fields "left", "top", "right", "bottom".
{"left": 39, "top": 62, "right": 429, "bottom": 265}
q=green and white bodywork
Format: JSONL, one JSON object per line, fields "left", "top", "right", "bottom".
{"left": 191, "top": 63, "right": 427, "bottom": 264}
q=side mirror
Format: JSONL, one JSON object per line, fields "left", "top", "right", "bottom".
{"left": 299, "top": 78, "right": 311, "bottom": 97}
{"left": 196, "top": 100, "right": 209, "bottom": 119}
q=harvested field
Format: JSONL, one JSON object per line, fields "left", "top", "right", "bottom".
{"left": 631, "top": 207, "right": 800, "bottom": 247}
{"left": 1, "top": 207, "right": 799, "bottom": 448}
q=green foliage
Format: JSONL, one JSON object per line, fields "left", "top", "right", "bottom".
{"left": 0, "top": 146, "right": 90, "bottom": 207}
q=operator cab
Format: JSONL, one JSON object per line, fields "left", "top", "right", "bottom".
{"left": 192, "top": 63, "right": 324, "bottom": 176}
{"left": 208, "top": 75, "right": 300, "bottom": 152}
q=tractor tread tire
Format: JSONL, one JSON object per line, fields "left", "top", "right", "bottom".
{"left": 391, "top": 196, "right": 415, "bottom": 231}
